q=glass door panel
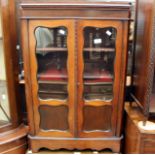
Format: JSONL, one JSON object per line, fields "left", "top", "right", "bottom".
{"left": 77, "top": 20, "right": 122, "bottom": 137}
{"left": 29, "top": 20, "right": 75, "bottom": 137}
{"left": 0, "top": 12, "right": 10, "bottom": 127}
{"left": 83, "top": 27, "right": 116, "bottom": 102}
{"left": 34, "top": 26, "right": 68, "bottom": 100}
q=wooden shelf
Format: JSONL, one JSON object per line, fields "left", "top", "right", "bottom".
{"left": 84, "top": 74, "right": 113, "bottom": 79}
{"left": 84, "top": 94, "right": 113, "bottom": 102}
{"left": 36, "top": 47, "right": 114, "bottom": 52}
{"left": 38, "top": 80, "right": 67, "bottom": 85}
{"left": 19, "top": 79, "right": 113, "bottom": 85}
{"left": 84, "top": 82, "right": 113, "bottom": 85}
{"left": 84, "top": 93, "right": 112, "bottom": 95}
{"left": 84, "top": 47, "right": 115, "bottom": 52}
{"left": 38, "top": 72, "right": 68, "bottom": 81}
{"left": 39, "top": 90, "right": 67, "bottom": 94}
{"left": 36, "top": 47, "right": 67, "bottom": 52}
{"left": 19, "top": 79, "right": 67, "bottom": 85}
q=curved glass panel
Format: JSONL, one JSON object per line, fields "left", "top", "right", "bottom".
{"left": 0, "top": 11, "right": 11, "bottom": 127}
{"left": 35, "top": 26, "right": 68, "bottom": 100}
{"left": 83, "top": 27, "right": 116, "bottom": 102}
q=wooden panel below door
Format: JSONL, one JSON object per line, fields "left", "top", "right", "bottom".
{"left": 39, "top": 105, "right": 69, "bottom": 131}
{"left": 83, "top": 105, "right": 112, "bottom": 131}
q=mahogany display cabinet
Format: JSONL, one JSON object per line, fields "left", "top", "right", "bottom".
{"left": 131, "top": 0, "right": 155, "bottom": 117}
{"left": 124, "top": 0, "right": 155, "bottom": 153}
{"left": 19, "top": 0, "right": 131, "bottom": 153}
{"left": 0, "top": 0, "right": 28, "bottom": 153}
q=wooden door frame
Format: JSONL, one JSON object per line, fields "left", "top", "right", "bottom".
{"left": 77, "top": 20, "right": 128, "bottom": 138}
{"left": 24, "top": 19, "right": 76, "bottom": 137}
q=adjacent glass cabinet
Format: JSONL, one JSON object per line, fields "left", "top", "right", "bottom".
{"left": 0, "top": 0, "right": 28, "bottom": 153}
{"left": 20, "top": 0, "right": 130, "bottom": 153}
{"left": 0, "top": 7, "right": 11, "bottom": 130}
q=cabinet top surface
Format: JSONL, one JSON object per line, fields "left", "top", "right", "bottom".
{"left": 20, "top": 0, "right": 131, "bottom": 9}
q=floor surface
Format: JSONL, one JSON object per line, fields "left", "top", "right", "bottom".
{"left": 27, "top": 149, "right": 114, "bottom": 154}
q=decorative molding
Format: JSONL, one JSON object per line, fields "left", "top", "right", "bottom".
{"left": 143, "top": 6, "right": 155, "bottom": 116}
{"left": 28, "top": 134, "right": 123, "bottom": 140}
{"left": 74, "top": 20, "right": 78, "bottom": 138}
{"left": 20, "top": 2, "right": 131, "bottom": 10}
{"left": 20, "top": 17, "right": 130, "bottom": 21}
{"left": 28, "top": 134, "right": 123, "bottom": 153}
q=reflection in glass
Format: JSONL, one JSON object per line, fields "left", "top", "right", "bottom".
{"left": 0, "top": 12, "right": 10, "bottom": 127}
{"left": 35, "top": 26, "right": 68, "bottom": 100}
{"left": 83, "top": 27, "right": 116, "bottom": 102}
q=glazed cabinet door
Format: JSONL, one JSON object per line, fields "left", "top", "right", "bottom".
{"left": 28, "top": 20, "right": 76, "bottom": 137}
{"left": 0, "top": 8, "right": 11, "bottom": 130}
{"left": 77, "top": 20, "right": 126, "bottom": 137}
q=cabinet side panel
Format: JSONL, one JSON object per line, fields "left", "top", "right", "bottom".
{"left": 116, "top": 21, "right": 129, "bottom": 136}
{"left": 21, "top": 20, "right": 35, "bottom": 135}
{"left": 132, "top": 0, "right": 155, "bottom": 115}
{"left": 124, "top": 112, "right": 140, "bottom": 153}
